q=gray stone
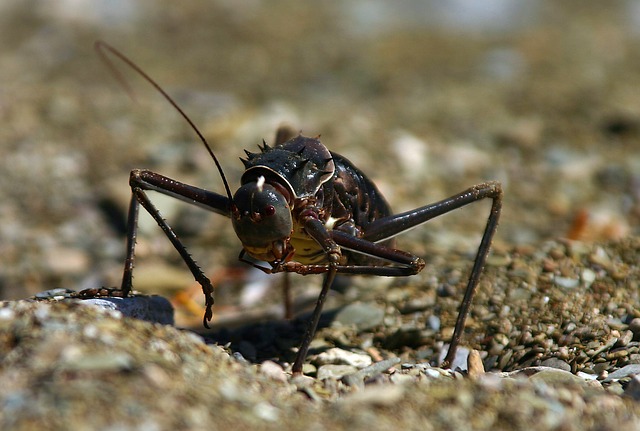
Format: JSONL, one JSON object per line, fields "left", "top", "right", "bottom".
{"left": 540, "top": 358, "right": 572, "bottom": 372}
{"left": 603, "top": 364, "right": 640, "bottom": 383}
{"left": 615, "top": 330, "right": 634, "bottom": 348}
{"left": 427, "top": 315, "right": 441, "bottom": 331}
{"left": 333, "top": 302, "right": 385, "bottom": 331}
{"left": 528, "top": 368, "right": 591, "bottom": 386}
{"left": 34, "top": 288, "right": 76, "bottom": 299}
{"left": 80, "top": 295, "right": 174, "bottom": 325}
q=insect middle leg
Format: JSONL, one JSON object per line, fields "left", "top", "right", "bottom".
{"left": 282, "top": 244, "right": 422, "bottom": 374}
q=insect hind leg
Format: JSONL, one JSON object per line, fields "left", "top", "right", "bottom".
{"left": 361, "top": 181, "right": 503, "bottom": 368}
{"left": 362, "top": 181, "right": 502, "bottom": 243}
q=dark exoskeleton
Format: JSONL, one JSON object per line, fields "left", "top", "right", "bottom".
{"left": 97, "top": 42, "right": 503, "bottom": 374}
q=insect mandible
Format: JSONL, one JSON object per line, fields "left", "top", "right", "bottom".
{"left": 95, "top": 41, "right": 503, "bottom": 374}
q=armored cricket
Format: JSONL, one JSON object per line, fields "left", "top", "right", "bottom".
{"left": 95, "top": 42, "right": 502, "bottom": 373}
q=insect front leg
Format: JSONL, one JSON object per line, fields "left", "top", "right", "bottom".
{"left": 268, "top": 210, "right": 426, "bottom": 374}
{"left": 287, "top": 210, "right": 343, "bottom": 374}
{"left": 291, "top": 266, "right": 338, "bottom": 374}
{"left": 122, "top": 169, "right": 232, "bottom": 328}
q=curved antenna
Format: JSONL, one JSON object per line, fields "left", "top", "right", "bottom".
{"left": 94, "top": 40, "right": 234, "bottom": 204}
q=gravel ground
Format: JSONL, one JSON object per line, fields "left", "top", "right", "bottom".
{"left": 1, "top": 1, "right": 640, "bottom": 429}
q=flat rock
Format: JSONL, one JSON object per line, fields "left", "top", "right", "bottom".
{"left": 32, "top": 289, "right": 175, "bottom": 325}
{"left": 528, "top": 368, "right": 589, "bottom": 387}
{"left": 80, "top": 296, "right": 174, "bottom": 325}
{"left": 603, "top": 364, "right": 640, "bottom": 383}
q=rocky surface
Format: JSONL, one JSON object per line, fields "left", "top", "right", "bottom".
{"left": 2, "top": 236, "right": 640, "bottom": 430}
{"left": 2, "top": 1, "right": 640, "bottom": 430}
{"left": 2, "top": 294, "right": 640, "bottom": 431}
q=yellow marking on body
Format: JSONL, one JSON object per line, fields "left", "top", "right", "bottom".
{"left": 289, "top": 218, "right": 330, "bottom": 264}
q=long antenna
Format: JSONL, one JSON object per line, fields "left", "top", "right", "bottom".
{"left": 94, "top": 40, "right": 234, "bottom": 204}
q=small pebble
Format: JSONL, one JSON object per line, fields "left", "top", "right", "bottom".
{"left": 427, "top": 315, "right": 441, "bottom": 331}
{"left": 467, "top": 349, "right": 485, "bottom": 379}
{"left": 553, "top": 276, "right": 580, "bottom": 289}
{"left": 253, "top": 402, "right": 280, "bottom": 422}
{"left": 603, "top": 364, "right": 640, "bottom": 383}
{"left": 580, "top": 269, "right": 596, "bottom": 287}
{"left": 317, "top": 364, "right": 358, "bottom": 380}
{"left": 315, "top": 348, "right": 372, "bottom": 368}
{"left": 422, "top": 367, "right": 452, "bottom": 380}
{"left": 259, "top": 360, "right": 287, "bottom": 383}
{"left": 0, "top": 308, "right": 16, "bottom": 320}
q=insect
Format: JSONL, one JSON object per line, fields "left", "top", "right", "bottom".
{"left": 95, "top": 41, "right": 503, "bottom": 373}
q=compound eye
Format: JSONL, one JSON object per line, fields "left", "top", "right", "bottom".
{"left": 263, "top": 205, "right": 276, "bottom": 217}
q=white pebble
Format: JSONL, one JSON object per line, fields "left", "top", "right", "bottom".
{"left": 253, "top": 402, "right": 279, "bottom": 422}
{"left": 581, "top": 269, "right": 596, "bottom": 287}
{"left": 0, "top": 308, "right": 15, "bottom": 320}
{"left": 315, "top": 348, "right": 372, "bottom": 368}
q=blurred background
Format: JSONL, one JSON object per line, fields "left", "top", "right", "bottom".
{"left": 0, "top": 0, "right": 639, "bottom": 323}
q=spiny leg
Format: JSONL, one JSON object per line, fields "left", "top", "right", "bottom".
{"left": 441, "top": 187, "right": 502, "bottom": 367}
{"left": 121, "top": 192, "right": 140, "bottom": 294}
{"left": 120, "top": 169, "right": 231, "bottom": 327}
{"left": 123, "top": 186, "right": 215, "bottom": 327}
{"left": 361, "top": 181, "right": 503, "bottom": 368}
